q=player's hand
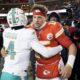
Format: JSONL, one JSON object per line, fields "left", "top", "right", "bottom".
{"left": 1, "top": 47, "right": 7, "bottom": 57}
{"left": 59, "top": 65, "right": 72, "bottom": 79}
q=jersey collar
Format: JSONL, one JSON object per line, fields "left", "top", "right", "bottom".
{"left": 40, "top": 22, "right": 47, "bottom": 30}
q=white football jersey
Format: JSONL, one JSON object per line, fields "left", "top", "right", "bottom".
{"left": 3, "top": 28, "right": 37, "bottom": 76}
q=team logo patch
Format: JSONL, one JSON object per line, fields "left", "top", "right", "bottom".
{"left": 47, "top": 33, "right": 53, "bottom": 40}
{"left": 43, "top": 70, "right": 51, "bottom": 75}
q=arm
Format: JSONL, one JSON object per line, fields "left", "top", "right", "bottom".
{"left": 30, "top": 29, "right": 63, "bottom": 58}
{"left": 57, "top": 29, "right": 77, "bottom": 78}
{"left": 1, "top": 47, "right": 7, "bottom": 57}
{"left": 54, "top": 22, "right": 77, "bottom": 68}
{"left": 53, "top": 22, "right": 77, "bottom": 78}
{"left": 60, "top": 43, "right": 77, "bottom": 78}
{"left": 66, "top": 43, "right": 77, "bottom": 68}
{"left": 31, "top": 41, "right": 62, "bottom": 58}
{"left": 0, "top": 30, "right": 7, "bottom": 57}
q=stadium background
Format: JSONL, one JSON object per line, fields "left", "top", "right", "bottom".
{"left": 0, "top": 0, "right": 80, "bottom": 25}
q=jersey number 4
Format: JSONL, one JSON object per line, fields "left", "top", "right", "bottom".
{"left": 7, "top": 41, "right": 15, "bottom": 59}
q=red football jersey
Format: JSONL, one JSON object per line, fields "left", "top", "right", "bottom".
{"left": 33, "top": 22, "right": 72, "bottom": 64}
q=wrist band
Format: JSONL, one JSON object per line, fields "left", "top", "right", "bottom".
{"left": 66, "top": 55, "right": 75, "bottom": 68}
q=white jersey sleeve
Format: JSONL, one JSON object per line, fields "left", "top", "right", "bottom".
{"left": 30, "top": 29, "right": 63, "bottom": 58}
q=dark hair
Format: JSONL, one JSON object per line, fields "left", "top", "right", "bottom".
{"left": 63, "top": 19, "right": 72, "bottom": 26}
{"left": 31, "top": 4, "right": 48, "bottom": 16}
{"left": 66, "top": 8, "right": 72, "bottom": 19}
{"left": 48, "top": 12, "right": 60, "bottom": 22}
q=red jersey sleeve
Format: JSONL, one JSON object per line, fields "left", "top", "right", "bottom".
{"left": 51, "top": 22, "right": 72, "bottom": 48}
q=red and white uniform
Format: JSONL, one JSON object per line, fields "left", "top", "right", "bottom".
{"left": 34, "top": 22, "right": 72, "bottom": 80}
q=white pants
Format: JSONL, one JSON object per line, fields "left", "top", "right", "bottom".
{"left": 36, "top": 77, "right": 68, "bottom": 80}
{"left": 36, "top": 77, "right": 61, "bottom": 80}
